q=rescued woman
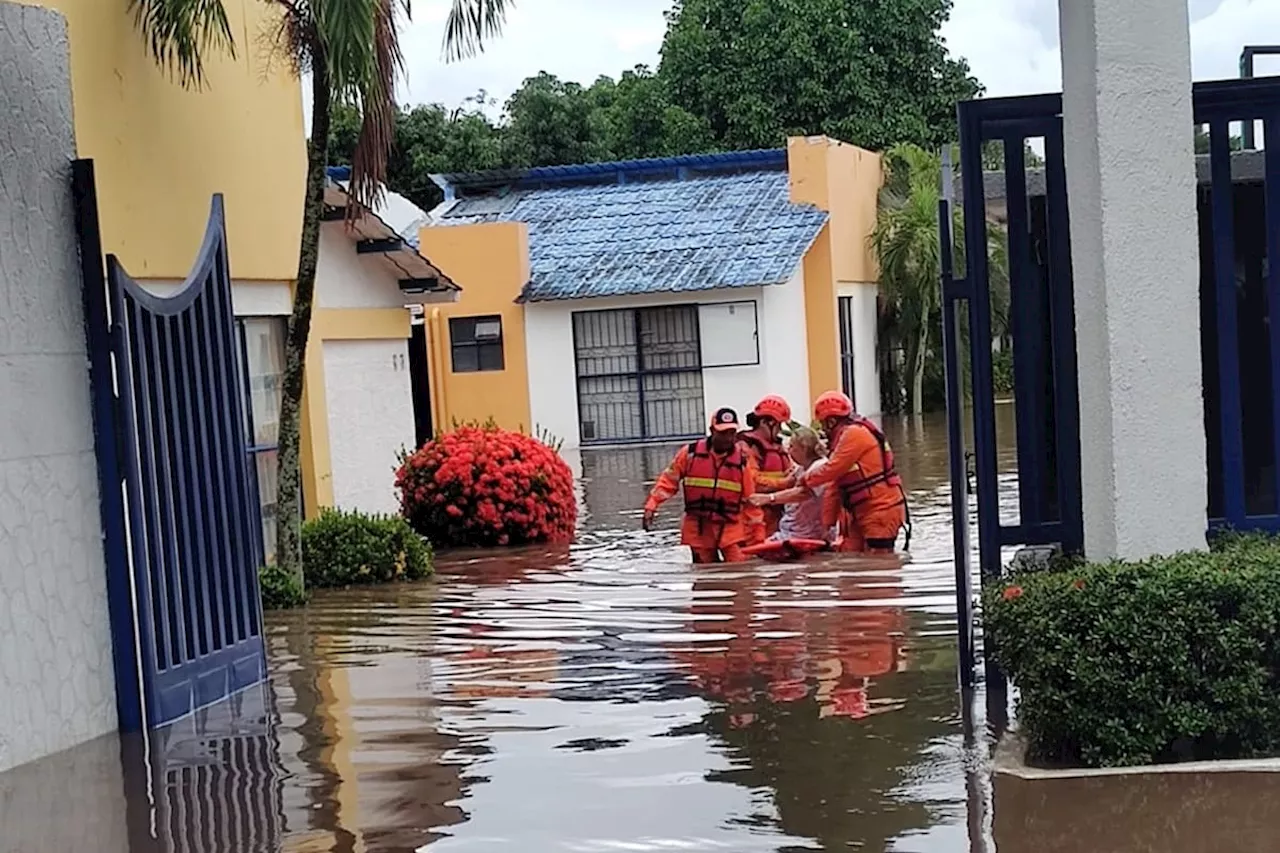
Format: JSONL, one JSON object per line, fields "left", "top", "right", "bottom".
{"left": 746, "top": 426, "right": 835, "bottom": 543}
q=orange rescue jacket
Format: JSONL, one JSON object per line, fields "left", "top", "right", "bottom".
{"left": 828, "top": 417, "right": 906, "bottom": 512}
{"left": 682, "top": 438, "right": 748, "bottom": 521}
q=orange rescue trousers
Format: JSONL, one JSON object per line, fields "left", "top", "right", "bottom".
{"left": 682, "top": 515, "right": 749, "bottom": 563}
{"left": 836, "top": 504, "right": 907, "bottom": 554}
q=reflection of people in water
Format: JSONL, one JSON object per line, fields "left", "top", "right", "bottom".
{"left": 684, "top": 565, "right": 953, "bottom": 850}
{"left": 681, "top": 562, "right": 908, "bottom": 723}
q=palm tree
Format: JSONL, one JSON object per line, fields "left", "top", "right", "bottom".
{"left": 871, "top": 143, "right": 1009, "bottom": 414}
{"left": 130, "top": 0, "right": 514, "bottom": 584}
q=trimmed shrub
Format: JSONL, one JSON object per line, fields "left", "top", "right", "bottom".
{"left": 984, "top": 534, "right": 1280, "bottom": 768}
{"left": 302, "top": 508, "right": 433, "bottom": 589}
{"left": 396, "top": 423, "right": 576, "bottom": 547}
{"left": 259, "top": 563, "right": 307, "bottom": 610}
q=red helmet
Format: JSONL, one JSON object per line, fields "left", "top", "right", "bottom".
{"left": 752, "top": 395, "right": 792, "bottom": 423}
{"left": 814, "top": 390, "right": 854, "bottom": 421}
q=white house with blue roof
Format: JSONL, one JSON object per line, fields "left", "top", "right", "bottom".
{"left": 416, "top": 137, "right": 885, "bottom": 450}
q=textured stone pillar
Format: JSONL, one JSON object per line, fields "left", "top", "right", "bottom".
{"left": 1059, "top": 0, "right": 1206, "bottom": 559}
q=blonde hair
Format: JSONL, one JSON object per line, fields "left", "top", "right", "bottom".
{"left": 788, "top": 426, "right": 826, "bottom": 458}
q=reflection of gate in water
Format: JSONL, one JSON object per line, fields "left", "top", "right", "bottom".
{"left": 125, "top": 684, "right": 285, "bottom": 853}
{"left": 572, "top": 306, "right": 706, "bottom": 444}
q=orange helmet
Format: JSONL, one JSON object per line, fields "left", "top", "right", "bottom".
{"left": 814, "top": 390, "right": 854, "bottom": 421}
{"left": 752, "top": 395, "right": 792, "bottom": 423}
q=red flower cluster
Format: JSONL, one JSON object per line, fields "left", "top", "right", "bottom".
{"left": 395, "top": 425, "right": 577, "bottom": 547}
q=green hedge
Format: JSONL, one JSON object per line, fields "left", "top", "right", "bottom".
{"left": 984, "top": 534, "right": 1280, "bottom": 768}
{"left": 259, "top": 563, "right": 307, "bottom": 610}
{"left": 302, "top": 508, "right": 433, "bottom": 589}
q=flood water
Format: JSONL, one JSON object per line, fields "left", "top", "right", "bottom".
{"left": 9, "top": 408, "right": 1274, "bottom": 852}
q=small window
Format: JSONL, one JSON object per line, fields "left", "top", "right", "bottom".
{"left": 450, "top": 315, "right": 505, "bottom": 373}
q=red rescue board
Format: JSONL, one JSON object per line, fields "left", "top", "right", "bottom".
{"left": 742, "top": 538, "right": 830, "bottom": 562}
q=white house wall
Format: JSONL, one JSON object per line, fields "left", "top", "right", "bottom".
{"left": 837, "top": 281, "right": 881, "bottom": 417}
{"left": 323, "top": 339, "right": 414, "bottom": 515}
{"left": 316, "top": 224, "right": 407, "bottom": 308}
{"left": 524, "top": 268, "right": 811, "bottom": 450}
{"left": 762, "top": 267, "right": 811, "bottom": 417}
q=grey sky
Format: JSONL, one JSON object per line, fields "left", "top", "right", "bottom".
{"left": 389, "top": 0, "right": 1280, "bottom": 114}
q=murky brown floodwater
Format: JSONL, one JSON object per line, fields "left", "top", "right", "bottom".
{"left": 9, "top": 408, "right": 1276, "bottom": 852}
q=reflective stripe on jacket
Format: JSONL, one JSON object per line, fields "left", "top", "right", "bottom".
{"left": 682, "top": 438, "right": 747, "bottom": 521}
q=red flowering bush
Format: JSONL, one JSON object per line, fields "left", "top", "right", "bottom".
{"left": 396, "top": 424, "right": 576, "bottom": 547}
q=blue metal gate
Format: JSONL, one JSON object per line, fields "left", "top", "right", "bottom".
{"left": 1198, "top": 77, "right": 1280, "bottom": 533}
{"left": 74, "top": 159, "right": 267, "bottom": 732}
{"left": 944, "top": 75, "right": 1280, "bottom": 692}
{"left": 942, "top": 94, "right": 1084, "bottom": 691}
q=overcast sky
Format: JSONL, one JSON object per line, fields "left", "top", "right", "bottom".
{"left": 389, "top": 0, "right": 1280, "bottom": 113}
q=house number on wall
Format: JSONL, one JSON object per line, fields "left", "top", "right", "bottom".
{"left": 392, "top": 353, "right": 406, "bottom": 371}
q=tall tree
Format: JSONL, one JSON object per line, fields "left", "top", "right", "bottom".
{"left": 872, "top": 144, "right": 1008, "bottom": 414}
{"left": 602, "top": 66, "right": 715, "bottom": 160}
{"left": 659, "top": 0, "right": 981, "bottom": 152}
{"left": 130, "top": 0, "right": 514, "bottom": 584}
{"left": 330, "top": 97, "right": 508, "bottom": 211}
{"left": 327, "top": 69, "right": 714, "bottom": 209}
{"left": 502, "top": 72, "right": 613, "bottom": 166}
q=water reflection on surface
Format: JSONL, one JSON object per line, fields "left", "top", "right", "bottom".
{"left": 4, "top": 407, "right": 1163, "bottom": 853}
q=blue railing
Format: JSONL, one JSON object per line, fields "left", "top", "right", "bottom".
{"left": 1197, "top": 77, "right": 1280, "bottom": 534}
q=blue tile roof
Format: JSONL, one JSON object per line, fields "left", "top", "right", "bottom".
{"left": 436, "top": 168, "right": 828, "bottom": 303}
{"left": 436, "top": 148, "right": 789, "bottom": 193}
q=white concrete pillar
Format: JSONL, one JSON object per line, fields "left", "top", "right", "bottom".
{"left": 1059, "top": 0, "right": 1206, "bottom": 560}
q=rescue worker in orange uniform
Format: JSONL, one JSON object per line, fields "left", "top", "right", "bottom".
{"left": 797, "top": 391, "right": 909, "bottom": 554}
{"left": 738, "top": 395, "right": 795, "bottom": 543}
{"left": 643, "top": 407, "right": 758, "bottom": 563}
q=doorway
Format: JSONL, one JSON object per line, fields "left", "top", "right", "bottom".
{"left": 408, "top": 320, "right": 433, "bottom": 447}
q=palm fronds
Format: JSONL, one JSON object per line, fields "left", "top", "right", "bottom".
{"left": 443, "top": 0, "right": 512, "bottom": 61}
{"left": 129, "top": 0, "right": 235, "bottom": 88}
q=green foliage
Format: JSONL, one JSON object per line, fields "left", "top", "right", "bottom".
{"left": 1193, "top": 125, "right": 1244, "bottom": 155}
{"left": 991, "top": 348, "right": 1014, "bottom": 395}
{"left": 659, "top": 0, "right": 982, "bottom": 152}
{"left": 329, "top": 67, "right": 715, "bottom": 210}
{"left": 984, "top": 534, "right": 1280, "bottom": 768}
{"left": 128, "top": 0, "right": 234, "bottom": 89}
{"left": 872, "top": 144, "right": 1009, "bottom": 413}
{"left": 502, "top": 72, "right": 615, "bottom": 167}
{"left": 329, "top": 2, "right": 983, "bottom": 208}
{"left": 980, "top": 139, "right": 1044, "bottom": 172}
{"left": 259, "top": 563, "right": 308, "bottom": 610}
{"left": 301, "top": 508, "right": 433, "bottom": 590}
{"left": 533, "top": 424, "right": 566, "bottom": 453}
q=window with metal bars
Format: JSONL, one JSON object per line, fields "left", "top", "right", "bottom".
{"left": 572, "top": 305, "right": 706, "bottom": 444}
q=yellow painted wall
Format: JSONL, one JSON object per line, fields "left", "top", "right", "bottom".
{"left": 417, "top": 222, "right": 533, "bottom": 432}
{"left": 23, "top": 0, "right": 306, "bottom": 281}
{"left": 787, "top": 136, "right": 883, "bottom": 404}
{"left": 800, "top": 228, "right": 842, "bottom": 402}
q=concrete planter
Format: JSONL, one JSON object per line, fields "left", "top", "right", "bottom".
{"left": 992, "top": 733, "right": 1280, "bottom": 852}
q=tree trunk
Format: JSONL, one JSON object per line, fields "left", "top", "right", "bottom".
{"left": 275, "top": 63, "right": 332, "bottom": 585}
{"left": 909, "top": 319, "right": 929, "bottom": 416}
